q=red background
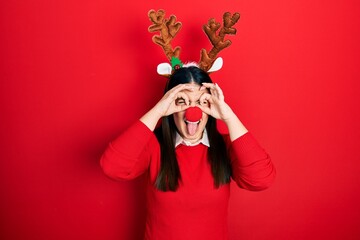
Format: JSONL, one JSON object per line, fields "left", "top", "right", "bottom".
{"left": 1, "top": 0, "right": 360, "bottom": 239}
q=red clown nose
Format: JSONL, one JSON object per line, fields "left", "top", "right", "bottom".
{"left": 185, "top": 107, "right": 202, "bottom": 122}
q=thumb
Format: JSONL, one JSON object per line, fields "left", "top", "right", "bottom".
{"left": 198, "top": 105, "right": 211, "bottom": 116}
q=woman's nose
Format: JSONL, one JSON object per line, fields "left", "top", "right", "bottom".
{"left": 188, "top": 101, "right": 196, "bottom": 107}
{"left": 185, "top": 107, "right": 202, "bottom": 122}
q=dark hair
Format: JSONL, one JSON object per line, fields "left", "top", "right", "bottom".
{"left": 154, "top": 66, "right": 232, "bottom": 191}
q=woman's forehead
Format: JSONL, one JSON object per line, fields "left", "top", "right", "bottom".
{"left": 180, "top": 83, "right": 208, "bottom": 99}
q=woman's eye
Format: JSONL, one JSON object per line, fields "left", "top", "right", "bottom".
{"left": 175, "top": 98, "right": 186, "bottom": 105}
{"left": 198, "top": 100, "right": 208, "bottom": 105}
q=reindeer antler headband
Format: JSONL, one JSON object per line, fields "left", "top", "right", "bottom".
{"left": 148, "top": 9, "right": 240, "bottom": 76}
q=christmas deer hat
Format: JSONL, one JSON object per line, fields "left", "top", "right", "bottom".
{"left": 148, "top": 9, "right": 240, "bottom": 77}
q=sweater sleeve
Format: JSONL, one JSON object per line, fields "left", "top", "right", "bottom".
{"left": 100, "top": 120, "right": 155, "bottom": 181}
{"left": 228, "top": 132, "right": 276, "bottom": 191}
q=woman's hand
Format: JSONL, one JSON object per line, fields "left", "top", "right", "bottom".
{"left": 140, "top": 84, "right": 192, "bottom": 131}
{"left": 198, "top": 83, "right": 234, "bottom": 121}
{"left": 153, "top": 84, "right": 193, "bottom": 117}
{"left": 198, "top": 82, "right": 248, "bottom": 140}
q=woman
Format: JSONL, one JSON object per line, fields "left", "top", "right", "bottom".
{"left": 100, "top": 66, "right": 276, "bottom": 240}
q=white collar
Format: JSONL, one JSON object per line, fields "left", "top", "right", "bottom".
{"left": 175, "top": 129, "right": 210, "bottom": 147}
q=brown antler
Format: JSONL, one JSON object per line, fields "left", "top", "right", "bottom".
{"left": 199, "top": 12, "right": 240, "bottom": 71}
{"left": 148, "top": 9, "right": 182, "bottom": 61}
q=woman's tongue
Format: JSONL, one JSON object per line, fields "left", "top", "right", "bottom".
{"left": 186, "top": 121, "right": 198, "bottom": 136}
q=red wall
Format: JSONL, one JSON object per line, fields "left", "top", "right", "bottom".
{"left": 1, "top": 1, "right": 360, "bottom": 239}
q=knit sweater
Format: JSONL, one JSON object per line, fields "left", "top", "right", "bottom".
{"left": 100, "top": 120, "right": 275, "bottom": 240}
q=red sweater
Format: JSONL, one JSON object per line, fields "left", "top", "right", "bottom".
{"left": 101, "top": 121, "right": 275, "bottom": 240}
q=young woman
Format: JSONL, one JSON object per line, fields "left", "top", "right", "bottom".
{"left": 100, "top": 66, "right": 276, "bottom": 240}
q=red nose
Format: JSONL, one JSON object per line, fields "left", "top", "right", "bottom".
{"left": 185, "top": 107, "right": 202, "bottom": 122}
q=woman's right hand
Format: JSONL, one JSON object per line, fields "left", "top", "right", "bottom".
{"left": 153, "top": 84, "right": 193, "bottom": 117}
{"left": 140, "top": 84, "right": 193, "bottom": 131}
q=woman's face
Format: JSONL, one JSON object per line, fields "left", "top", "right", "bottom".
{"left": 173, "top": 83, "right": 209, "bottom": 143}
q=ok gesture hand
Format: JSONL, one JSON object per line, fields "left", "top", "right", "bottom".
{"left": 198, "top": 83, "right": 233, "bottom": 121}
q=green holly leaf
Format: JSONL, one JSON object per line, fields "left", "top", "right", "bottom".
{"left": 171, "top": 57, "right": 183, "bottom": 70}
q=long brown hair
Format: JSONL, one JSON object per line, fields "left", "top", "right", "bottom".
{"left": 154, "top": 66, "right": 232, "bottom": 191}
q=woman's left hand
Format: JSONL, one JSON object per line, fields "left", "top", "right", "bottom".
{"left": 198, "top": 83, "right": 234, "bottom": 121}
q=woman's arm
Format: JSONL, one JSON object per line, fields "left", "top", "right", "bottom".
{"left": 100, "top": 120, "right": 154, "bottom": 180}
{"left": 101, "top": 84, "right": 194, "bottom": 180}
{"left": 227, "top": 133, "right": 276, "bottom": 191}
{"left": 199, "top": 83, "right": 275, "bottom": 190}
{"left": 222, "top": 108, "right": 248, "bottom": 141}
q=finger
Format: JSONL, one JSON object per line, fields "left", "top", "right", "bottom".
{"left": 202, "top": 83, "right": 218, "bottom": 98}
{"left": 176, "top": 91, "right": 190, "bottom": 105}
{"left": 199, "top": 85, "right": 206, "bottom": 91}
{"left": 180, "top": 104, "right": 190, "bottom": 112}
{"left": 214, "top": 83, "right": 224, "bottom": 101}
{"left": 211, "top": 88, "right": 218, "bottom": 98}
{"left": 171, "top": 84, "right": 194, "bottom": 93}
{"left": 199, "top": 93, "right": 213, "bottom": 105}
{"left": 167, "top": 84, "right": 194, "bottom": 99}
{"left": 202, "top": 82, "right": 216, "bottom": 88}
{"left": 198, "top": 104, "right": 211, "bottom": 115}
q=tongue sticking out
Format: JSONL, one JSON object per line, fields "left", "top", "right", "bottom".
{"left": 185, "top": 107, "right": 202, "bottom": 136}
{"left": 187, "top": 122, "right": 198, "bottom": 136}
